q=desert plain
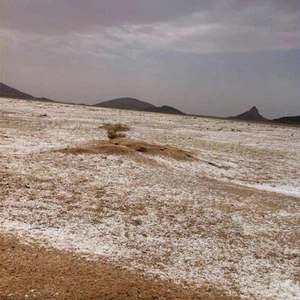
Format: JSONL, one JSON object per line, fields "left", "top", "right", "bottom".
{"left": 0, "top": 98, "right": 299, "bottom": 299}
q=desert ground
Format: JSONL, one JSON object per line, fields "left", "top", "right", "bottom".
{"left": 0, "top": 98, "right": 299, "bottom": 299}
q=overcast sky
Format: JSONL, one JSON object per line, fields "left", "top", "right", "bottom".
{"left": 0, "top": 0, "right": 299, "bottom": 118}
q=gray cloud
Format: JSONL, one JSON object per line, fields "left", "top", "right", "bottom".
{"left": 0, "top": 0, "right": 214, "bottom": 34}
{"left": 1, "top": 1, "right": 299, "bottom": 35}
{"left": 0, "top": 0, "right": 299, "bottom": 117}
{"left": 1, "top": 0, "right": 299, "bottom": 55}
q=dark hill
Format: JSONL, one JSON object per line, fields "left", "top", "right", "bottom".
{"left": 94, "top": 97, "right": 156, "bottom": 110}
{"left": 273, "top": 116, "right": 300, "bottom": 125}
{"left": 94, "top": 98, "right": 185, "bottom": 115}
{"left": 228, "top": 106, "right": 268, "bottom": 122}
{"left": 0, "top": 82, "right": 55, "bottom": 102}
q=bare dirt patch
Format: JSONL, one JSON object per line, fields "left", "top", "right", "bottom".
{"left": 57, "top": 123, "right": 194, "bottom": 161}
{"left": 58, "top": 138, "right": 194, "bottom": 161}
{"left": 0, "top": 233, "right": 237, "bottom": 300}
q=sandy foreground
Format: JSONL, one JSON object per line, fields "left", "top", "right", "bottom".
{"left": 0, "top": 98, "right": 299, "bottom": 299}
{"left": 0, "top": 233, "right": 235, "bottom": 300}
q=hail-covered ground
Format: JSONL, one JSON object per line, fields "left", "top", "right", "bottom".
{"left": 0, "top": 98, "right": 299, "bottom": 299}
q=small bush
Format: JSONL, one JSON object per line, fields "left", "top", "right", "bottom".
{"left": 107, "top": 130, "right": 126, "bottom": 140}
{"left": 102, "top": 123, "right": 129, "bottom": 140}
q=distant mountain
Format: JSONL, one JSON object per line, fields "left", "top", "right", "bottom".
{"left": 95, "top": 97, "right": 156, "bottom": 110}
{"left": 228, "top": 106, "right": 268, "bottom": 122}
{"left": 273, "top": 116, "right": 300, "bottom": 125}
{"left": 94, "top": 97, "right": 185, "bottom": 115}
{"left": 0, "top": 82, "right": 55, "bottom": 102}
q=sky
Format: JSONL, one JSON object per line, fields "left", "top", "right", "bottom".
{"left": 0, "top": 0, "right": 299, "bottom": 118}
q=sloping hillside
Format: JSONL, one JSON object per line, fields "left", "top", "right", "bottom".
{"left": 145, "top": 105, "right": 185, "bottom": 115}
{"left": 0, "top": 82, "right": 55, "bottom": 102}
{"left": 0, "top": 82, "right": 36, "bottom": 100}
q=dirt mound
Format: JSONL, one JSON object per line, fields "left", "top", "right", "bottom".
{"left": 57, "top": 122, "right": 194, "bottom": 161}
{"left": 58, "top": 138, "right": 194, "bottom": 161}
{"left": 113, "top": 138, "right": 193, "bottom": 160}
{"left": 59, "top": 124, "right": 194, "bottom": 161}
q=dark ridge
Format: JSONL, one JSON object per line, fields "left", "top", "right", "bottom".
{"left": 228, "top": 106, "right": 268, "bottom": 122}
{"left": 273, "top": 116, "right": 300, "bottom": 125}
{"left": 94, "top": 97, "right": 185, "bottom": 115}
{"left": 145, "top": 105, "right": 185, "bottom": 115}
